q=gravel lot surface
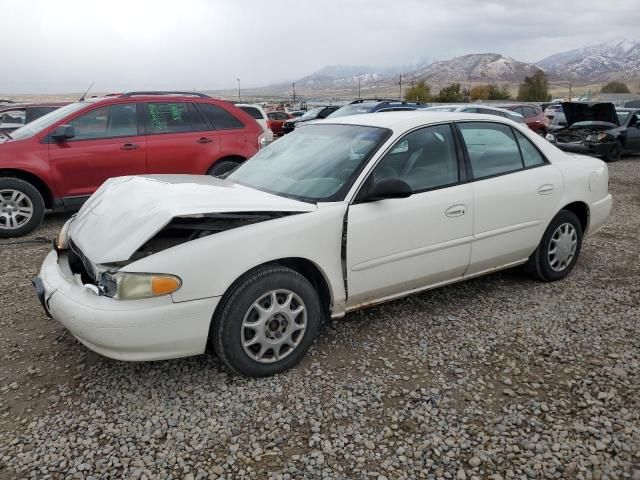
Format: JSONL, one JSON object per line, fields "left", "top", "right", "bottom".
{"left": 1, "top": 158, "right": 639, "bottom": 479}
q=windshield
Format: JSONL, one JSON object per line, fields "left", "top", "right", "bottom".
{"left": 10, "top": 102, "right": 88, "bottom": 140}
{"left": 299, "top": 107, "right": 324, "bottom": 120}
{"left": 328, "top": 104, "right": 376, "bottom": 118}
{"left": 617, "top": 111, "right": 630, "bottom": 124}
{"left": 227, "top": 123, "right": 390, "bottom": 202}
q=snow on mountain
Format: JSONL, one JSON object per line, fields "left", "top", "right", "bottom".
{"left": 408, "top": 53, "right": 541, "bottom": 84}
{"left": 536, "top": 38, "right": 640, "bottom": 81}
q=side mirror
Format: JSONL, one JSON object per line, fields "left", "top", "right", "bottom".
{"left": 51, "top": 124, "right": 75, "bottom": 141}
{"left": 365, "top": 178, "right": 412, "bottom": 201}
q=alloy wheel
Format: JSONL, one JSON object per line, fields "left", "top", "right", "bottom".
{"left": 0, "top": 189, "right": 34, "bottom": 230}
{"left": 241, "top": 289, "right": 307, "bottom": 363}
{"left": 548, "top": 222, "right": 577, "bottom": 272}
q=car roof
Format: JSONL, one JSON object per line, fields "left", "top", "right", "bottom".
{"left": 319, "top": 110, "right": 523, "bottom": 130}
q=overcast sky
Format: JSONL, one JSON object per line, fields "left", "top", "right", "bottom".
{"left": 1, "top": 0, "right": 638, "bottom": 93}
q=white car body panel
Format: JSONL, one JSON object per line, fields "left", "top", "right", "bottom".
{"left": 346, "top": 183, "right": 473, "bottom": 308}
{"left": 236, "top": 104, "right": 273, "bottom": 142}
{"left": 69, "top": 175, "right": 314, "bottom": 264}
{"left": 38, "top": 111, "right": 612, "bottom": 361}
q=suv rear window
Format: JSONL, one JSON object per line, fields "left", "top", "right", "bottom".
{"left": 238, "top": 106, "right": 264, "bottom": 120}
{"left": 146, "top": 102, "right": 207, "bottom": 134}
{"left": 198, "top": 103, "right": 244, "bottom": 129}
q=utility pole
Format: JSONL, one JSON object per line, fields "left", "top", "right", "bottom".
{"left": 292, "top": 82, "right": 296, "bottom": 105}
{"left": 237, "top": 78, "right": 241, "bottom": 102}
{"left": 399, "top": 74, "right": 402, "bottom": 101}
{"left": 358, "top": 77, "right": 361, "bottom": 100}
{"left": 569, "top": 82, "right": 572, "bottom": 101}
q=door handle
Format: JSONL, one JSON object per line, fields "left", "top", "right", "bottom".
{"left": 196, "top": 137, "right": 213, "bottom": 144}
{"left": 120, "top": 143, "right": 139, "bottom": 151}
{"left": 537, "top": 184, "right": 554, "bottom": 195}
{"left": 445, "top": 204, "right": 467, "bottom": 217}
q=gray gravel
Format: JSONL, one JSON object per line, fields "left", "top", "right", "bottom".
{"left": 1, "top": 158, "right": 639, "bottom": 479}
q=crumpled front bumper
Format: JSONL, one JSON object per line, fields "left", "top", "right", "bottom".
{"left": 34, "top": 250, "right": 219, "bottom": 361}
{"left": 554, "top": 140, "right": 615, "bottom": 158}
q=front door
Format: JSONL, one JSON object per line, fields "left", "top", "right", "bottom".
{"left": 625, "top": 112, "right": 640, "bottom": 151}
{"left": 346, "top": 123, "right": 473, "bottom": 309}
{"left": 49, "top": 102, "right": 146, "bottom": 201}
{"left": 455, "top": 121, "right": 563, "bottom": 275}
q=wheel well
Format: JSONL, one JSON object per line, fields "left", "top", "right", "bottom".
{"left": 208, "top": 155, "right": 246, "bottom": 172}
{"left": 274, "top": 258, "right": 333, "bottom": 316}
{"left": 0, "top": 169, "right": 53, "bottom": 208}
{"left": 562, "top": 201, "right": 589, "bottom": 233}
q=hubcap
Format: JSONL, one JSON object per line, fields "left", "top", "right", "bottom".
{"left": 548, "top": 222, "right": 577, "bottom": 272}
{"left": 0, "top": 189, "right": 33, "bottom": 230}
{"left": 241, "top": 289, "right": 307, "bottom": 364}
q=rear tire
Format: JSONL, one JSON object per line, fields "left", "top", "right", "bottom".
{"left": 525, "top": 210, "right": 583, "bottom": 282}
{"left": 207, "top": 160, "right": 241, "bottom": 177}
{"left": 0, "top": 177, "right": 45, "bottom": 238}
{"left": 212, "top": 264, "right": 322, "bottom": 377}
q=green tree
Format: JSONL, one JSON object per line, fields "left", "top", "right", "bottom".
{"left": 436, "top": 83, "right": 463, "bottom": 103}
{"left": 404, "top": 80, "right": 431, "bottom": 102}
{"left": 470, "top": 84, "right": 512, "bottom": 101}
{"left": 600, "top": 81, "right": 630, "bottom": 93}
{"left": 517, "top": 71, "right": 551, "bottom": 102}
{"left": 488, "top": 84, "right": 511, "bottom": 100}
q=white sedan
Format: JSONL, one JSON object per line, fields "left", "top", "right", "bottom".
{"left": 35, "top": 112, "right": 612, "bottom": 376}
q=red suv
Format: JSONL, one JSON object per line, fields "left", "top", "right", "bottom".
{"left": 500, "top": 104, "right": 550, "bottom": 137}
{"left": 0, "top": 92, "right": 265, "bottom": 237}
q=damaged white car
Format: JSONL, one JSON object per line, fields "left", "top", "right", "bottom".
{"left": 34, "top": 112, "right": 612, "bottom": 376}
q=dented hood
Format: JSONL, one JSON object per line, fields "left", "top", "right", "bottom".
{"left": 69, "top": 175, "right": 315, "bottom": 263}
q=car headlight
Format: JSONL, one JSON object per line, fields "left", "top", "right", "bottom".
{"left": 586, "top": 132, "right": 608, "bottom": 143}
{"left": 100, "top": 272, "right": 181, "bottom": 300}
{"left": 545, "top": 133, "right": 556, "bottom": 142}
{"left": 56, "top": 218, "right": 73, "bottom": 250}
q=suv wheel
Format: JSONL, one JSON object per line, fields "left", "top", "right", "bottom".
{"left": 212, "top": 265, "right": 322, "bottom": 377}
{"left": 603, "top": 140, "right": 622, "bottom": 163}
{"left": 0, "top": 178, "right": 45, "bottom": 238}
{"left": 207, "top": 160, "right": 241, "bottom": 177}
{"left": 525, "top": 210, "right": 583, "bottom": 282}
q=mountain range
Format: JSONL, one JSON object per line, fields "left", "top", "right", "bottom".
{"left": 216, "top": 38, "right": 640, "bottom": 99}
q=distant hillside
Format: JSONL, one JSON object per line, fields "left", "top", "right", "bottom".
{"left": 537, "top": 38, "right": 640, "bottom": 81}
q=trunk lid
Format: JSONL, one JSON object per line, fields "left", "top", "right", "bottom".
{"left": 69, "top": 175, "right": 315, "bottom": 264}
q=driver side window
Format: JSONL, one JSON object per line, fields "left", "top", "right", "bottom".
{"left": 371, "top": 124, "right": 459, "bottom": 192}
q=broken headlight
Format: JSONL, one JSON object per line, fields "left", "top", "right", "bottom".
{"left": 586, "top": 132, "right": 608, "bottom": 143}
{"left": 99, "top": 272, "right": 182, "bottom": 300}
{"left": 56, "top": 218, "right": 73, "bottom": 250}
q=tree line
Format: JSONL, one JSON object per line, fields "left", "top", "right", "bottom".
{"left": 404, "top": 71, "right": 634, "bottom": 104}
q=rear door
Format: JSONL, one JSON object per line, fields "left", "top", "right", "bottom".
{"left": 48, "top": 102, "right": 147, "bottom": 201}
{"left": 144, "top": 101, "right": 220, "bottom": 174}
{"left": 456, "top": 121, "right": 563, "bottom": 275}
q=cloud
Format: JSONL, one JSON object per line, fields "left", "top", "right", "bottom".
{"left": 0, "top": 0, "right": 637, "bottom": 93}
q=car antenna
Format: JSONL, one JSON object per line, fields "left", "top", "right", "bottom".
{"left": 79, "top": 81, "right": 95, "bottom": 101}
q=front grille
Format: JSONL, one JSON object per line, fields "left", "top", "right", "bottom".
{"left": 69, "top": 239, "right": 96, "bottom": 283}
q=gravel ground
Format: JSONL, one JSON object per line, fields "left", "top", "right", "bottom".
{"left": 1, "top": 158, "right": 639, "bottom": 480}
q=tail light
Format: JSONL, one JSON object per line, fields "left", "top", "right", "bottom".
{"left": 258, "top": 131, "right": 269, "bottom": 149}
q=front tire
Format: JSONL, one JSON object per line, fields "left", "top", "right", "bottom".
{"left": 0, "top": 178, "right": 45, "bottom": 238}
{"left": 526, "top": 210, "right": 583, "bottom": 282}
{"left": 602, "top": 140, "right": 622, "bottom": 163}
{"left": 212, "top": 265, "right": 322, "bottom": 377}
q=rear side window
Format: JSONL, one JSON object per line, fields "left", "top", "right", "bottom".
{"left": 146, "top": 102, "right": 207, "bottom": 134}
{"left": 239, "top": 106, "right": 264, "bottom": 120}
{"left": 458, "top": 122, "right": 524, "bottom": 179}
{"left": 514, "top": 130, "right": 546, "bottom": 167}
{"left": 478, "top": 108, "right": 502, "bottom": 117}
{"left": 198, "top": 103, "right": 244, "bottom": 129}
